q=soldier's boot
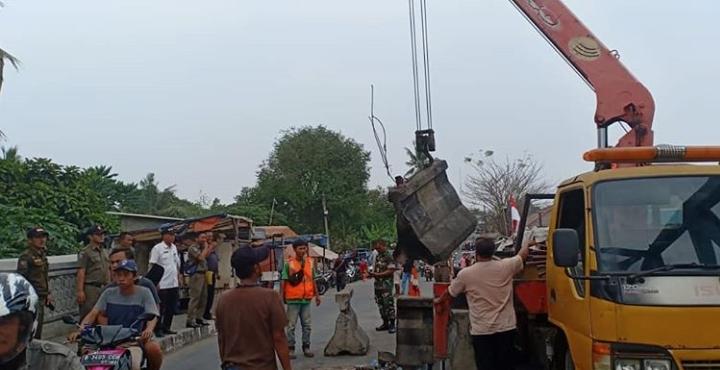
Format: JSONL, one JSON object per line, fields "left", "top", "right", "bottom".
{"left": 375, "top": 320, "right": 389, "bottom": 331}
{"left": 288, "top": 346, "right": 297, "bottom": 360}
{"left": 303, "top": 345, "right": 314, "bottom": 358}
{"left": 388, "top": 320, "right": 396, "bottom": 334}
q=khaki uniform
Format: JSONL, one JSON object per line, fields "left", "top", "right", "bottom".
{"left": 78, "top": 243, "right": 110, "bottom": 319}
{"left": 20, "top": 339, "right": 84, "bottom": 370}
{"left": 16, "top": 247, "right": 49, "bottom": 339}
{"left": 186, "top": 243, "right": 208, "bottom": 323}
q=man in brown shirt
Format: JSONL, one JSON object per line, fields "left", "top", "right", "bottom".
{"left": 16, "top": 227, "right": 53, "bottom": 339}
{"left": 215, "top": 244, "right": 291, "bottom": 370}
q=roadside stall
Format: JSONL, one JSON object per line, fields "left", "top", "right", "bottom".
{"left": 129, "top": 214, "right": 253, "bottom": 308}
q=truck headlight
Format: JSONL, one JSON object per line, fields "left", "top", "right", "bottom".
{"left": 615, "top": 359, "right": 641, "bottom": 370}
{"left": 643, "top": 359, "right": 671, "bottom": 370}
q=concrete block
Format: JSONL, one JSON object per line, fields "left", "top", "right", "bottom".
{"left": 447, "top": 309, "right": 477, "bottom": 370}
{"left": 324, "top": 288, "right": 370, "bottom": 356}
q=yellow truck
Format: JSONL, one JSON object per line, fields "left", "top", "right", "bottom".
{"left": 391, "top": 1, "right": 720, "bottom": 369}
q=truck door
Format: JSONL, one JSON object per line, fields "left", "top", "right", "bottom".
{"left": 548, "top": 187, "right": 593, "bottom": 369}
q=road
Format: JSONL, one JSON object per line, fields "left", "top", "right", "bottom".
{"left": 165, "top": 278, "right": 540, "bottom": 370}
{"left": 166, "top": 278, "right": 405, "bottom": 370}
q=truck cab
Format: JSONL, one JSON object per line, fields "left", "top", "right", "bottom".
{"left": 547, "top": 165, "right": 720, "bottom": 370}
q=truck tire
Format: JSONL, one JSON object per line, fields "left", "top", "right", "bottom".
{"left": 553, "top": 338, "right": 575, "bottom": 370}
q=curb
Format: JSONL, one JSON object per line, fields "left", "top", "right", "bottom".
{"left": 157, "top": 323, "right": 216, "bottom": 353}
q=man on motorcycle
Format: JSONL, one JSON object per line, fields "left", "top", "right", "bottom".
{"left": 69, "top": 260, "right": 162, "bottom": 370}
{"left": 0, "top": 273, "right": 83, "bottom": 370}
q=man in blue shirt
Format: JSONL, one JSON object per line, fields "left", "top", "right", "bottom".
{"left": 70, "top": 260, "right": 162, "bottom": 370}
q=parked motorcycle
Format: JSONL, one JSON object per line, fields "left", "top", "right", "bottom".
{"left": 63, "top": 313, "right": 155, "bottom": 370}
{"left": 314, "top": 271, "right": 334, "bottom": 296}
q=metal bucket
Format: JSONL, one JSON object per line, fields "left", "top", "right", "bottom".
{"left": 389, "top": 159, "right": 477, "bottom": 264}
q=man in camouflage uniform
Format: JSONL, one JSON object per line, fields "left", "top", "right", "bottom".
{"left": 370, "top": 239, "right": 398, "bottom": 334}
{"left": 16, "top": 227, "right": 53, "bottom": 339}
{"left": 76, "top": 225, "right": 110, "bottom": 320}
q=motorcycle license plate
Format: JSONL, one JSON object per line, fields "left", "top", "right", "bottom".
{"left": 81, "top": 352, "right": 122, "bottom": 366}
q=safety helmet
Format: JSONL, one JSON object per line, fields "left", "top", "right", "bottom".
{"left": 0, "top": 273, "right": 39, "bottom": 364}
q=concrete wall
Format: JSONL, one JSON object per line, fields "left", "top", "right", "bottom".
{"left": 0, "top": 255, "right": 80, "bottom": 339}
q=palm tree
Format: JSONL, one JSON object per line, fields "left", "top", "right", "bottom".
{"left": 1, "top": 145, "right": 20, "bottom": 162}
{"left": 1, "top": 3, "right": 21, "bottom": 138}
{"left": 404, "top": 142, "right": 430, "bottom": 177}
{"left": 0, "top": 48, "right": 18, "bottom": 95}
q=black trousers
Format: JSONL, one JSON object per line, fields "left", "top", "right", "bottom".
{"left": 158, "top": 288, "right": 179, "bottom": 331}
{"left": 204, "top": 273, "right": 216, "bottom": 318}
{"left": 471, "top": 329, "right": 516, "bottom": 370}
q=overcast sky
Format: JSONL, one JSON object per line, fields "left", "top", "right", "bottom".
{"left": 1, "top": 1, "right": 718, "bottom": 203}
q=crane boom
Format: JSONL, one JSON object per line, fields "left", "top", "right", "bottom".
{"left": 510, "top": 0, "right": 655, "bottom": 148}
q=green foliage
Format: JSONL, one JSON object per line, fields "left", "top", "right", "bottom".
{"left": 229, "top": 126, "right": 395, "bottom": 250}
{"left": 0, "top": 152, "right": 121, "bottom": 257}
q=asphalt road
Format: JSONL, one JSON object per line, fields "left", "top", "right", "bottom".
{"left": 165, "top": 278, "right": 402, "bottom": 370}
{"left": 164, "top": 278, "right": 541, "bottom": 370}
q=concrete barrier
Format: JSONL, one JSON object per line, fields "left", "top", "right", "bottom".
{"left": 447, "top": 309, "right": 477, "bottom": 370}
{"left": 324, "top": 288, "right": 369, "bottom": 356}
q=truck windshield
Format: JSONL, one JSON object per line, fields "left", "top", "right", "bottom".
{"left": 593, "top": 176, "right": 720, "bottom": 273}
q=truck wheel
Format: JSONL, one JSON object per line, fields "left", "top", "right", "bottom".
{"left": 552, "top": 338, "right": 575, "bottom": 370}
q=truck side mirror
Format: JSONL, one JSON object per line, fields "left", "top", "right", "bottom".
{"left": 552, "top": 229, "right": 580, "bottom": 268}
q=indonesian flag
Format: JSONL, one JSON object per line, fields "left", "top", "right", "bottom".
{"left": 510, "top": 195, "right": 521, "bottom": 234}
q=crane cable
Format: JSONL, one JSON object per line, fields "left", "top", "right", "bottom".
{"left": 408, "top": 0, "right": 434, "bottom": 132}
{"left": 408, "top": 0, "right": 423, "bottom": 132}
{"left": 419, "top": 0, "right": 433, "bottom": 130}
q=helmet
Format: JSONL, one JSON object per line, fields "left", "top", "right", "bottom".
{"left": 0, "top": 273, "right": 39, "bottom": 364}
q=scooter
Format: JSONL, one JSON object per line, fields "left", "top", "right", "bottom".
{"left": 314, "top": 271, "right": 334, "bottom": 296}
{"left": 63, "top": 313, "right": 155, "bottom": 370}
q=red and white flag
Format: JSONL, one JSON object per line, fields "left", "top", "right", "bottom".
{"left": 510, "top": 195, "right": 521, "bottom": 234}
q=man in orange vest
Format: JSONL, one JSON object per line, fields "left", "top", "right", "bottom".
{"left": 282, "top": 240, "right": 321, "bottom": 359}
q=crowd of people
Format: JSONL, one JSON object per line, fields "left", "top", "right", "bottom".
{"left": 1, "top": 224, "right": 528, "bottom": 370}
{"left": 3, "top": 225, "right": 224, "bottom": 370}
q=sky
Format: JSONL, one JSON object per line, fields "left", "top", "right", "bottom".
{"left": 1, "top": 1, "right": 719, "bottom": 203}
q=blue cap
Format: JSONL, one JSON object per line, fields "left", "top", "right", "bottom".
{"left": 115, "top": 259, "right": 138, "bottom": 273}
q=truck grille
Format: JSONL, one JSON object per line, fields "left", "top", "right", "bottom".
{"left": 683, "top": 361, "right": 720, "bottom": 370}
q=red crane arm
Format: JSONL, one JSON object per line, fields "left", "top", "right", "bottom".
{"left": 510, "top": 0, "right": 655, "bottom": 148}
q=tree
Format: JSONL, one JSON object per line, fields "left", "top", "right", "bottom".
{"left": 0, "top": 47, "right": 17, "bottom": 96}
{"left": 0, "top": 2, "right": 19, "bottom": 97}
{"left": 0, "top": 152, "right": 122, "bottom": 257}
{"left": 126, "top": 173, "right": 205, "bottom": 218}
{"left": 237, "top": 125, "right": 391, "bottom": 250}
{"left": 463, "top": 153, "right": 549, "bottom": 234}
{"left": 404, "top": 142, "right": 430, "bottom": 177}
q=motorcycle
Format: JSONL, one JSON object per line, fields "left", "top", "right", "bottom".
{"left": 314, "top": 271, "right": 334, "bottom": 296}
{"left": 63, "top": 313, "right": 155, "bottom": 370}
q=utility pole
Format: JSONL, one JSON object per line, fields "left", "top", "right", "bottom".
{"left": 322, "top": 194, "right": 330, "bottom": 273}
{"left": 268, "top": 198, "right": 277, "bottom": 225}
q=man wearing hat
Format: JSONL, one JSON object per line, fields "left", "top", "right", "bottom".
{"left": 282, "top": 240, "right": 321, "bottom": 359}
{"left": 149, "top": 227, "right": 181, "bottom": 337}
{"left": 215, "top": 244, "right": 292, "bottom": 370}
{"left": 77, "top": 225, "right": 111, "bottom": 320}
{"left": 16, "top": 227, "right": 53, "bottom": 339}
{"left": 70, "top": 259, "right": 162, "bottom": 370}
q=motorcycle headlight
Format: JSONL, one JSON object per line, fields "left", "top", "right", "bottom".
{"left": 615, "top": 359, "right": 641, "bottom": 370}
{"left": 643, "top": 359, "right": 671, "bottom": 370}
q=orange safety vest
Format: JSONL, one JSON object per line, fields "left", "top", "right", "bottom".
{"left": 284, "top": 257, "right": 315, "bottom": 300}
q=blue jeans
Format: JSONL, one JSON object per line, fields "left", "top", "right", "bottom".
{"left": 286, "top": 303, "right": 312, "bottom": 348}
{"left": 401, "top": 272, "right": 411, "bottom": 295}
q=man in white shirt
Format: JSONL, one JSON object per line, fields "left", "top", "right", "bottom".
{"left": 435, "top": 236, "right": 530, "bottom": 370}
{"left": 149, "top": 228, "right": 181, "bottom": 338}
